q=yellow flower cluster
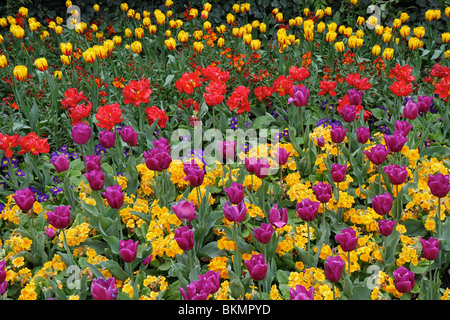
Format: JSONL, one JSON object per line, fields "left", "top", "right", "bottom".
{"left": 56, "top": 222, "right": 91, "bottom": 247}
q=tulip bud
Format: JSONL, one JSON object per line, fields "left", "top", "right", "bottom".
{"left": 91, "top": 277, "right": 118, "bottom": 300}
{"left": 172, "top": 200, "right": 197, "bottom": 223}
{"left": 102, "top": 184, "right": 124, "bottom": 209}
{"left": 254, "top": 223, "right": 274, "bottom": 244}
{"left": 244, "top": 253, "right": 268, "bottom": 281}
{"left": 46, "top": 205, "right": 71, "bottom": 229}
{"left": 13, "top": 187, "right": 35, "bottom": 212}
{"left": 372, "top": 192, "right": 393, "bottom": 216}
{"left": 335, "top": 227, "right": 359, "bottom": 252}
{"left": 174, "top": 226, "right": 194, "bottom": 251}
{"left": 325, "top": 256, "right": 345, "bottom": 283}
{"left": 50, "top": 153, "right": 70, "bottom": 173}
{"left": 420, "top": 237, "right": 439, "bottom": 261}
{"left": 119, "top": 239, "right": 138, "bottom": 263}
{"left": 393, "top": 266, "right": 415, "bottom": 293}
{"left": 378, "top": 219, "right": 396, "bottom": 236}
{"left": 296, "top": 198, "right": 320, "bottom": 222}
{"left": 13, "top": 65, "right": 28, "bottom": 81}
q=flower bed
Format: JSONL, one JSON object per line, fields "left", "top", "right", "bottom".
{"left": 0, "top": 1, "right": 450, "bottom": 301}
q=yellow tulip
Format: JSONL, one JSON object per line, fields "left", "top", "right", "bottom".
{"left": 241, "top": 3, "right": 250, "bottom": 13}
{"left": 54, "top": 70, "right": 62, "bottom": 81}
{"left": 232, "top": 4, "right": 240, "bottom": 13}
{"left": 259, "top": 22, "right": 267, "bottom": 33}
{"left": 295, "top": 17, "right": 303, "bottom": 27}
{"left": 203, "top": 3, "right": 212, "bottom": 12}
{"left": 127, "top": 9, "right": 135, "bottom": 19}
{"left": 178, "top": 30, "right": 189, "bottom": 43}
{"left": 445, "top": 50, "right": 450, "bottom": 58}
{"left": 303, "top": 8, "right": 309, "bottom": 16}
{"left": 317, "top": 22, "right": 325, "bottom": 33}
{"left": 250, "top": 39, "right": 261, "bottom": 50}
{"left": 61, "top": 54, "right": 71, "bottom": 65}
{"left": 93, "top": 4, "right": 100, "bottom": 11}
{"left": 14, "top": 65, "right": 28, "bottom": 81}
{"left": 304, "top": 27, "right": 314, "bottom": 42}
{"left": 348, "top": 35, "right": 359, "bottom": 48}
{"left": 189, "top": 8, "right": 199, "bottom": 19}
{"left": 372, "top": 44, "right": 381, "bottom": 56}
{"left": 374, "top": 25, "right": 384, "bottom": 36}
{"left": 54, "top": 26, "right": 63, "bottom": 35}
{"left": 446, "top": 7, "right": 450, "bottom": 18}
{"left": 94, "top": 45, "right": 108, "bottom": 59}
{"left": 124, "top": 28, "right": 132, "bottom": 38}
{"left": 399, "top": 25, "right": 410, "bottom": 38}
{"left": 165, "top": 37, "right": 176, "bottom": 50}
{"left": 201, "top": 10, "right": 209, "bottom": 19}
{"left": 149, "top": 25, "right": 157, "bottom": 34}
{"left": 60, "top": 42, "right": 73, "bottom": 56}
{"left": 0, "top": 55, "right": 8, "bottom": 68}
{"left": 216, "top": 25, "right": 226, "bottom": 34}
{"left": 243, "top": 33, "right": 252, "bottom": 45}
{"left": 82, "top": 48, "right": 96, "bottom": 63}
{"left": 113, "top": 35, "right": 122, "bottom": 45}
{"left": 400, "top": 12, "right": 409, "bottom": 22}
{"left": 252, "top": 20, "right": 260, "bottom": 29}
{"left": 382, "top": 32, "right": 392, "bottom": 43}
{"left": 120, "top": 3, "right": 128, "bottom": 12}
{"left": 193, "top": 41, "right": 204, "bottom": 53}
{"left": 324, "top": 7, "right": 332, "bottom": 16}
{"left": 217, "top": 37, "right": 225, "bottom": 47}
{"left": 35, "top": 58, "right": 49, "bottom": 71}
{"left": 334, "top": 41, "right": 345, "bottom": 52}
{"left": 325, "top": 31, "right": 337, "bottom": 42}
{"left": 203, "top": 21, "right": 211, "bottom": 30}
{"left": 413, "top": 26, "right": 425, "bottom": 39}
{"left": 392, "top": 19, "right": 402, "bottom": 29}
{"left": 143, "top": 17, "right": 151, "bottom": 27}
{"left": 193, "top": 30, "right": 203, "bottom": 40}
{"left": 165, "top": 0, "right": 173, "bottom": 8}
{"left": 442, "top": 33, "right": 450, "bottom": 43}
{"left": 356, "top": 16, "right": 365, "bottom": 26}
{"left": 382, "top": 48, "right": 394, "bottom": 60}
{"left": 104, "top": 39, "right": 115, "bottom": 53}
{"left": 10, "top": 25, "right": 25, "bottom": 39}
{"left": 343, "top": 27, "right": 353, "bottom": 38}
{"left": 328, "top": 22, "right": 337, "bottom": 32}
{"left": 131, "top": 41, "right": 142, "bottom": 54}
{"left": 356, "top": 30, "right": 364, "bottom": 39}
{"left": 135, "top": 27, "right": 144, "bottom": 38}
{"left": 19, "top": 7, "right": 28, "bottom": 17}
{"left": 226, "top": 13, "right": 235, "bottom": 24}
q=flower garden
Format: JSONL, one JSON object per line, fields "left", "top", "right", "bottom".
{"left": 1, "top": 0, "right": 450, "bottom": 301}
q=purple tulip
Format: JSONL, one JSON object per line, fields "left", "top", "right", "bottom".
{"left": 152, "top": 137, "right": 171, "bottom": 152}
{"left": 340, "top": 104, "right": 357, "bottom": 123}
{"left": 364, "top": 144, "right": 389, "bottom": 165}
{"left": 180, "top": 280, "right": 209, "bottom": 300}
{"left": 102, "top": 184, "right": 124, "bottom": 209}
{"left": 356, "top": 127, "right": 370, "bottom": 144}
{"left": 245, "top": 157, "right": 271, "bottom": 179}
{"left": 85, "top": 154, "right": 102, "bottom": 172}
{"left": 289, "top": 284, "right": 314, "bottom": 300}
{"left": 245, "top": 157, "right": 257, "bottom": 174}
{"left": 183, "top": 160, "right": 205, "bottom": 187}
{"left": 13, "top": 187, "right": 35, "bottom": 211}
{"left": 324, "top": 255, "right": 345, "bottom": 283}
{"left": 316, "top": 136, "right": 325, "bottom": 147}
{"left": 312, "top": 182, "right": 332, "bottom": 203}
{"left": 119, "top": 126, "right": 138, "bottom": 147}
{"left": 384, "top": 132, "right": 408, "bottom": 153}
{"left": 417, "top": 95, "right": 433, "bottom": 113}
{"left": 427, "top": 173, "right": 450, "bottom": 198}
{"left": 0, "top": 261, "right": 7, "bottom": 284}
{"left": 254, "top": 223, "right": 274, "bottom": 244}
{"left": 274, "top": 147, "right": 291, "bottom": 166}
{"left": 144, "top": 147, "right": 172, "bottom": 172}
{"left": 72, "top": 122, "right": 91, "bottom": 145}
{"left": 335, "top": 227, "right": 359, "bottom": 252}
{"left": 142, "top": 255, "right": 153, "bottom": 266}
{"left": 47, "top": 205, "right": 71, "bottom": 229}
{"left": 347, "top": 88, "right": 363, "bottom": 106}
{"left": 50, "top": 154, "right": 70, "bottom": 173}
{"left": 394, "top": 120, "right": 413, "bottom": 137}
{"left": 119, "top": 239, "right": 138, "bottom": 263}
{"left": 91, "top": 277, "right": 118, "bottom": 300}
{"left": 296, "top": 198, "right": 320, "bottom": 222}
{"left": 198, "top": 270, "right": 221, "bottom": 295}
{"left": 420, "top": 237, "right": 439, "bottom": 261}
{"left": 174, "top": 225, "right": 194, "bottom": 251}
{"left": 393, "top": 266, "right": 415, "bottom": 293}
{"left": 330, "top": 126, "right": 347, "bottom": 144}
{"left": 45, "top": 227, "right": 55, "bottom": 238}
{"left": 84, "top": 169, "right": 105, "bottom": 191}
{"left": 378, "top": 219, "right": 396, "bottom": 237}
{"left": 98, "top": 129, "right": 116, "bottom": 149}
{"left": 331, "top": 163, "right": 347, "bottom": 183}
{"left": 269, "top": 203, "right": 288, "bottom": 228}
{"left": 288, "top": 85, "right": 310, "bottom": 107}
{"left": 0, "top": 281, "right": 6, "bottom": 296}
{"left": 244, "top": 253, "right": 268, "bottom": 281}
{"left": 383, "top": 164, "right": 408, "bottom": 185}
{"left": 403, "top": 100, "right": 418, "bottom": 120}
{"left": 172, "top": 200, "right": 197, "bottom": 223}
{"left": 223, "top": 201, "right": 247, "bottom": 223}
{"left": 372, "top": 192, "right": 393, "bottom": 216}
{"left": 225, "top": 183, "right": 245, "bottom": 204}
{"left": 218, "top": 140, "right": 236, "bottom": 163}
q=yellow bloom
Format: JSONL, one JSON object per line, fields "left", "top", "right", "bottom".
{"left": 131, "top": 41, "right": 142, "bottom": 54}
{"left": 13, "top": 65, "right": 28, "bottom": 81}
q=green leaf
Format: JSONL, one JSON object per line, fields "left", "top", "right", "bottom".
{"left": 97, "top": 260, "right": 129, "bottom": 281}
{"left": 401, "top": 218, "right": 427, "bottom": 237}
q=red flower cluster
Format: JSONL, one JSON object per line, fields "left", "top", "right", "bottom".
{"left": 201, "top": 65, "right": 230, "bottom": 83}
{"left": 346, "top": 73, "right": 371, "bottom": 91}
{"left": 95, "top": 103, "right": 124, "bottom": 130}
{"left": 434, "top": 76, "right": 450, "bottom": 102}
{"left": 68, "top": 102, "right": 92, "bottom": 125}
{"left": 254, "top": 86, "right": 273, "bottom": 101}
{"left": 175, "top": 72, "right": 202, "bottom": 95}
{"left": 389, "top": 63, "right": 415, "bottom": 97}
{"left": 272, "top": 75, "right": 294, "bottom": 96}
{"left": 60, "top": 88, "right": 88, "bottom": 109}
{"left": 288, "top": 66, "right": 310, "bottom": 82}
{"left": 17, "top": 132, "right": 50, "bottom": 155}
{"left": 204, "top": 80, "right": 227, "bottom": 106}
{"left": 0, "top": 133, "right": 19, "bottom": 158}
{"left": 227, "top": 86, "right": 251, "bottom": 114}
{"left": 318, "top": 80, "right": 337, "bottom": 96}
{"left": 145, "top": 106, "right": 168, "bottom": 128}
{"left": 122, "top": 78, "right": 153, "bottom": 107}
{"left": 178, "top": 98, "right": 199, "bottom": 112}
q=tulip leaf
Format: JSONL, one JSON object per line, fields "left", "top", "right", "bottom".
{"left": 86, "top": 262, "right": 106, "bottom": 280}
{"left": 401, "top": 218, "right": 427, "bottom": 237}
{"left": 97, "top": 260, "right": 129, "bottom": 281}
